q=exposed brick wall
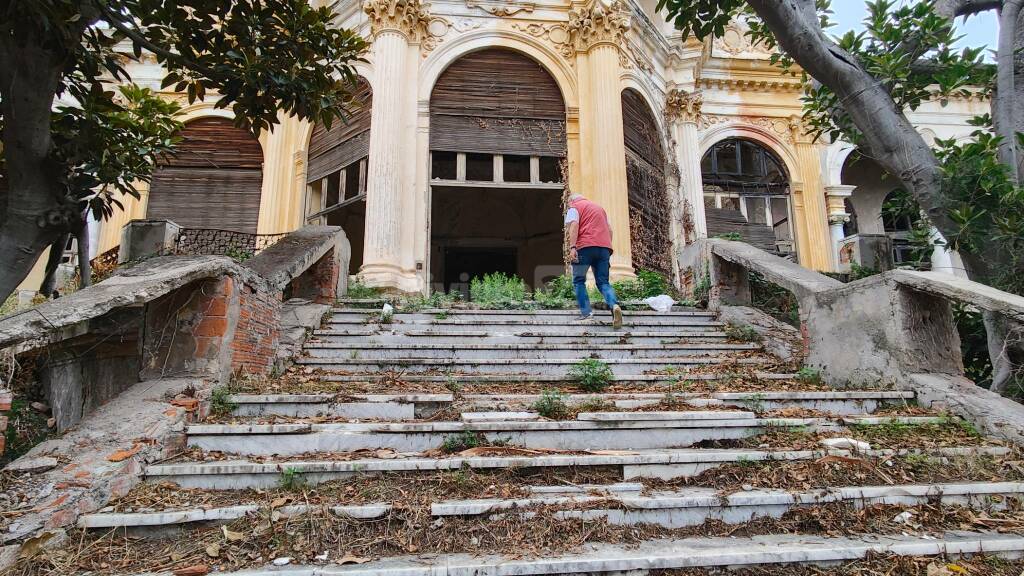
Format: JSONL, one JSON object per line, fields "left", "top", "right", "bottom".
{"left": 142, "top": 276, "right": 239, "bottom": 381}
{"left": 289, "top": 248, "right": 340, "bottom": 304}
{"left": 0, "top": 390, "right": 10, "bottom": 455}
{"left": 231, "top": 284, "right": 283, "bottom": 375}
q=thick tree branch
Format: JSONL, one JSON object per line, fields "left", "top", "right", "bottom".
{"left": 996, "top": 0, "right": 1023, "bottom": 183}
{"left": 935, "top": 0, "right": 1003, "bottom": 19}
{"left": 745, "top": 0, "right": 979, "bottom": 277}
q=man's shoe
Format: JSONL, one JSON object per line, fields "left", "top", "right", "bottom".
{"left": 612, "top": 304, "right": 623, "bottom": 330}
{"left": 574, "top": 313, "right": 594, "bottom": 322}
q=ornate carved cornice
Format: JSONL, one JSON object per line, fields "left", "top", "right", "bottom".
{"left": 465, "top": 0, "right": 534, "bottom": 17}
{"left": 363, "top": 0, "right": 431, "bottom": 39}
{"left": 665, "top": 89, "right": 703, "bottom": 124}
{"left": 568, "top": 0, "right": 631, "bottom": 51}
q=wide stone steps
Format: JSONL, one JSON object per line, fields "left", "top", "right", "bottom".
{"left": 301, "top": 342, "right": 760, "bottom": 360}
{"left": 311, "top": 330, "right": 733, "bottom": 345}
{"left": 294, "top": 355, "right": 769, "bottom": 376}
{"left": 119, "top": 533, "right": 1024, "bottom": 575}
{"left": 79, "top": 481, "right": 1024, "bottom": 530}
{"left": 185, "top": 414, "right": 947, "bottom": 456}
{"left": 317, "top": 371, "right": 798, "bottom": 384}
{"left": 228, "top": 390, "right": 916, "bottom": 419}
{"left": 144, "top": 445, "right": 1010, "bottom": 490}
{"left": 329, "top": 307, "right": 715, "bottom": 322}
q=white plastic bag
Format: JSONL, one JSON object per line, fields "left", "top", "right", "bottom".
{"left": 643, "top": 295, "right": 675, "bottom": 313}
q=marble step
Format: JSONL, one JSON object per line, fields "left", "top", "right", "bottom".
{"left": 80, "top": 481, "right": 1024, "bottom": 531}
{"left": 301, "top": 342, "right": 760, "bottom": 360}
{"left": 310, "top": 331, "right": 733, "bottom": 345}
{"left": 317, "top": 371, "right": 799, "bottom": 384}
{"left": 185, "top": 415, "right": 945, "bottom": 456}
{"left": 228, "top": 390, "right": 914, "bottom": 419}
{"left": 145, "top": 445, "right": 1009, "bottom": 490}
{"left": 293, "top": 355, "right": 769, "bottom": 376}
{"left": 124, "top": 532, "right": 1024, "bottom": 575}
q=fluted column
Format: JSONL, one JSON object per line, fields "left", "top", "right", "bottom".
{"left": 360, "top": 0, "right": 428, "bottom": 290}
{"left": 667, "top": 89, "right": 706, "bottom": 241}
{"left": 570, "top": 0, "right": 634, "bottom": 278}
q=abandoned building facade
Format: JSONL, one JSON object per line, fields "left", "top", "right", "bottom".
{"left": 20, "top": 0, "right": 987, "bottom": 296}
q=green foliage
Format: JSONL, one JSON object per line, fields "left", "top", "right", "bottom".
{"left": 693, "top": 267, "right": 712, "bottom": 308}
{"left": 469, "top": 273, "right": 529, "bottom": 306}
{"left": 849, "top": 263, "right": 880, "bottom": 281}
{"left": 209, "top": 386, "right": 238, "bottom": 417}
{"left": 749, "top": 271, "right": 799, "bottom": 328}
{"left": 346, "top": 279, "right": 381, "bottom": 300}
{"left": 795, "top": 367, "right": 822, "bottom": 385}
{"left": 0, "top": 399, "right": 52, "bottom": 467}
{"left": 568, "top": 358, "right": 613, "bottom": 392}
{"left": 573, "top": 396, "right": 614, "bottom": 413}
{"left": 531, "top": 389, "right": 570, "bottom": 420}
{"left": 713, "top": 232, "right": 742, "bottom": 241}
{"left": 222, "top": 245, "right": 254, "bottom": 263}
{"left": 533, "top": 275, "right": 575, "bottom": 308}
{"left": 278, "top": 467, "right": 305, "bottom": 490}
{"left": 954, "top": 303, "right": 993, "bottom": 389}
{"left": 0, "top": 294, "right": 19, "bottom": 318}
{"left": 612, "top": 269, "right": 672, "bottom": 301}
{"left": 724, "top": 322, "right": 762, "bottom": 343}
{"left": 401, "top": 290, "right": 460, "bottom": 312}
{"left": 441, "top": 431, "right": 485, "bottom": 453}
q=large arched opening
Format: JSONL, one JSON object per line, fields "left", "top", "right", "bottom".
{"left": 148, "top": 117, "right": 264, "bottom": 232}
{"left": 303, "top": 77, "right": 372, "bottom": 275}
{"left": 621, "top": 88, "right": 671, "bottom": 277}
{"left": 700, "top": 137, "right": 795, "bottom": 258}
{"left": 840, "top": 151, "right": 923, "bottom": 267}
{"left": 428, "top": 48, "right": 567, "bottom": 292}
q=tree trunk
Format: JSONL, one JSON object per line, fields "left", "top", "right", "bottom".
{"left": 0, "top": 18, "right": 70, "bottom": 302}
{"left": 995, "top": 0, "right": 1023, "bottom": 183}
{"left": 985, "top": 310, "right": 1024, "bottom": 395}
{"left": 76, "top": 216, "right": 92, "bottom": 289}
{"left": 38, "top": 233, "right": 70, "bottom": 298}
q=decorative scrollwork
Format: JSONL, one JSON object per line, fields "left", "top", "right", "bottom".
{"left": 567, "top": 0, "right": 631, "bottom": 51}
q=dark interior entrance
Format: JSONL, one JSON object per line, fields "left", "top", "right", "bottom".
{"left": 442, "top": 247, "right": 517, "bottom": 295}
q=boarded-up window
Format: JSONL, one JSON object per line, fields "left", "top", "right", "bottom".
{"left": 622, "top": 89, "right": 671, "bottom": 277}
{"left": 148, "top": 117, "right": 264, "bottom": 233}
{"left": 430, "top": 49, "right": 566, "bottom": 157}
{"left": 307, "top": 78, "right": 373, "bottom": 184}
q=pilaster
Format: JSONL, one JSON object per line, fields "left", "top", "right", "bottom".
{"left": 790, "top": 117, "right": 832, "bottom": 271}
{"left": 666, "top": 88, "right": 706, "bottom": 242}
{"left": 824, "top": 184, "right": 855, "bottom": 269}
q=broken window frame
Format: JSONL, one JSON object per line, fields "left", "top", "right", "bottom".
{"left": 429, "top": 151, "right": 564, "bottom": 189}
{"left": 305, "top": 156, "right": 368, "bottom": 223}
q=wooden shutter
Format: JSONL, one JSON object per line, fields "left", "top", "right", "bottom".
{"left": 307, "top": 78, "right": 372, "bottom": 183}
{"left": 622, "top": 89, "right": 672, "bottom": 277}
{"left": 430, "top": 49, "right": 566, "bottom": 157}
{"left": 147, "top": 117, "right": 264, "bottom": 233}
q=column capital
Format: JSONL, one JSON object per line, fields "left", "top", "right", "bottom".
{"left": 824, "top": 184, "right": 857, "bottom": 198}
{"left": 568, "top": 0, "right": 631, "bottom": 51}
{"left": 363, "top": 0, "right": 431, "bottom": 39}
{"left": 666, "top": 88, "right": 703, "bottom": 125}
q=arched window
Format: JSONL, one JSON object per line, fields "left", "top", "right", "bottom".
{"left": 148, "top": 117, "right": 264, "bottom": 232}
{"left": 621, "top": 88, "right": 671, "bottom": 277}
{"left": 701, "top": 138, "right": 794, "bottom": 257}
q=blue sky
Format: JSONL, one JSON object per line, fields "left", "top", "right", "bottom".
{"left": 829, "top": 1, "right": 997, "bottom": 52}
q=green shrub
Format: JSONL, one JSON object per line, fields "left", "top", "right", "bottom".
{"left": 279, "top": 467, "right": 305, "bottom": 490}
{"left": 795, "top": 366, "right": 822, "bottom": 385}
{"left": 531, "top": 389, "right": 570, "bottom": 420}
{"left": 209, "top": 386, "right": 238, "bottom": 417}
{"left": 750, "top": 271, "right": 799, "bottom": 328}
{"left": 713, "top": 232, "right": 742, "bottom": 241}
{"left": 573, "top": 396, "right": 614, "bottom": 413}
{"left": 724, "top": 322, "right": 762, "bottom": 343}
{"left": 534, "top": 275, "right": 575, "bottom": 308}
{"left": 441, "top": 431, "right": 485, "bottom": 453}
{"left": 469, "top": 272, "right": 529, "bottom": 306}
{"left": 611, "top": 269, "right": 671, "bottom": 301}
{"left": 347, "top": 279, "right": 380, "bottom": 299}
{"left": 568, "top": 358, "right": 614, "bottom": 392}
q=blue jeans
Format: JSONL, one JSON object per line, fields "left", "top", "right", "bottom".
{"left": 572, "top": 246, "right": 618, "bottom": 316}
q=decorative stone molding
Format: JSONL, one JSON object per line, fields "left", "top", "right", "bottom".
{"left": 825, "top": 184, "right": 856, "bottom": 223}
{"left": 665, "top": 89, "right": 703, "bottom": 124}
{"left": 698, "top": 77, "right": 802, "bottom": 93}
{"left": 363, "top": 0, "right": 431, "bottom": 39}
{"left": 511, "top": 22, "right": 575, "bottom": 60}
{"left": 568, "top": 0, "right": 631, "bottom": 51}
{"left": 698, "top": 114, "right": 797, "bottom": 144}
{"left": 420, "top": 17, "right": 451, "bottom": 55}
{"left": 713, "top": 20, "right": 771, "bottom": 57}
{"left": 465, "top": 0, "right": 534, "bottom": 17}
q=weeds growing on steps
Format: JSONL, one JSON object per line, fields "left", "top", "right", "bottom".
{"left": 724, "top": 322, "right": 762, "bottom": 343}
{"left": 795, "top": 366, "right": 822, "bottom": 385}
{"left": 470, "top": 273, "right": 529, "bottom": 307}
{"left": 208, "top": 386, "right": 238, "bottom": 417}
{"left": 346, "top": 279, "right": 381, "bottom": 299}
{"left": 531, "top": 389, "right": 570, "bottom": 420}
{"left": 568, "top": 358, "right": 613, "bottom": 392}
{"left": 278, "top": 466, "right": 305, "bottom": 490}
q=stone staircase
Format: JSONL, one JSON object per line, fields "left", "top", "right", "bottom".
{"left": 55, "top": 304, "right": 1024, "bottom": 575}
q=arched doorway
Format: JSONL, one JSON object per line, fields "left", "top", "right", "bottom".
{"left": 304, "top": 77, "right": 372, "bottom": 275}
{"left": 428, "top": 48, "right": 567, "bottom": 292}
{"left": 148, "top": 117, "right": 264, "bottom": 232}
{"left": 621, "top": 88, "right": 671, "bottom": 277}
{"left": 701, "top": 138, "right": 794, "bottom": 257}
